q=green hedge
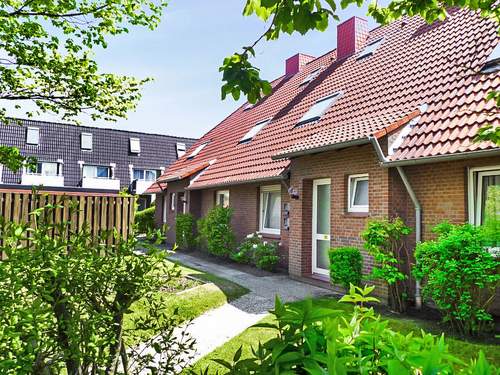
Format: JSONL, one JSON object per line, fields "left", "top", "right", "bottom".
{"left": 197, "top": 206, "right": 235, "bottom": 257}
{"left": 175, "top": 213, "right": 196, "bottom": 250}
{"left": 329, "top": 247, "right": 363, "bottom": 290}
{"left": 135, "top": 206, "right": 155, "bottom": 234}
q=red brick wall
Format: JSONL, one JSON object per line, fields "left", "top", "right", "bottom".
{"left": 289, "top": 144, "right": 389, "bottom": 298}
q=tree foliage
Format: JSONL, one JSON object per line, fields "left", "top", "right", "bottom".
{"left": 0, "top": 0, "right": 167, "bottom": 170}
{"left": 0, "top": 196, "right": 194, "bottom": 374}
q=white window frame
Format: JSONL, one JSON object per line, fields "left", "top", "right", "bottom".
{"left": 130, "top": 137, "right": 141, "bottom": 154}
{"left": 176, "top": 142, "right": 186, "bottom": 158}
{"left": 239, "top": 119, "right": 270, "bottom": 143}
{"left": 348, "top": 174, "right": 369, "bottom": 213}
{"left": 187, "top": 142, "right": 208, "bottom": 159}
{"left": 296, "top": 92, "right": 342, "bottom": 126}
{"left": 163, "top": 194, "right": 168, "bottom": 223}
{"left": 170, "top": 192, "right": 176, "bottom": 211}
{"left": 26, "top": 161, "right": 60, "bottom": 176}
{"left": 300, "top": 66, "right": 323, "bottom": 86}
{"left": 216, "top": 190, "right": 230, "bottom": 207}
{"left": 133, "top": 168, "right": 157, "bottom": 181}
{"left": 82, "top": 165, "right": 112, "bottom": 179}
{"left": 26, "top": 127, "right": 40, "bottom": 145}
{"left": 259, "top": 185, "right": 281, "bottom": 235}
{"left": 357, "top": 37, "right": 384, "bottom": 59}
{"left": 468, "top": 165, "right": 500, "bottom": 225}
{"left": 81, "top": 132, "right": 93, "bottom": 151}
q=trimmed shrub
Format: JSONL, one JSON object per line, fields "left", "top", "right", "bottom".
{"left": 231, "top": 232, "right": 280, "bottom": 271}
{"left": 135, "top": 206, "right": 155, "bottom": 234}
{"left": 197, "top": 206, "right": 235, "bottom": 257}
{"left": 414, "top": 222, "right": 500, "bottom": 335}
{"left": 329, "top": 247, "right": 363, "bottom": 290}
{"left": 175, "top": 213, "right": 196, "bottom": 250}
{"left": 361, "top": 217, "right": 411, "bottom": 312}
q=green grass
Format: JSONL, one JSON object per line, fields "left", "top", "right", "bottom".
{"left": 124, "top": 259, "right": 249, "bottom": 344}
{"left": 190, "top": 298, "right": 500, "bottom": 374}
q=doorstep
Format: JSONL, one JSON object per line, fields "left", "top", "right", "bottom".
{"left": 289, "top": 274, "right": 345, "bottom": 297}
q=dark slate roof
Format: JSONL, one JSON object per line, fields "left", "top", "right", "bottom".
{"left": 0, "top": 118, "right": 197, "bottom": 189}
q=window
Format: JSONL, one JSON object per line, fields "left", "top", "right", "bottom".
{"left": 187, "top": 142, "right": 208, "bottom": 159}
{"left": 260, "top": 185, "right": 281, "bottom": 234}
{"left": 357, "top": 38, "right": 384, "bottom": 60}
{"left": 348, "top": 174, "right": 369, "bottom": 212}
{"left": 176, "top": 142, "right": 186, "bottom": 158}
{"left": 216, "top": 190, "right": 229, "bottom": 207}
{"left": 81, "top": 133, "right": 93, "bottom": 150}
{"left": 297, "top": 93, "right": 342, "bottom": 126}
{"left": 468, "top": 166, "right": 500, "bottom": 226}
{"left": 130, "top": 138, "right": 141, "bottom": 153}
{"left": 133, "top": 169, "right": 157, "bottom": 181}
{"left": 243, "top": 103, "right": 254, "bottom": 111}
{"left": 300, "top": 66, "right": 323, "bottom": 86}
{"left": 170, "top": 192, "right": 176, "bottom": 211}
{"left": 82, "top": 165, "right": 111, "bottom": 179}
{"left": 481, "top": 41, "right": 500, "bottom": 73}
{"left": 162, "top": 195, "right": 168, "bottom": 223}
{"left": 26, "top": 127, "right": 40, "bottom": 145}
{"left": 239, "top": 120, "right": 269, "bottom": 143}
{"left": 27, "top": 162, "right": 59, "bottom": 176}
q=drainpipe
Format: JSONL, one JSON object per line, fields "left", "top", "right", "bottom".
{"left": 369, "top": 136, "right": 422, "bottom": 309}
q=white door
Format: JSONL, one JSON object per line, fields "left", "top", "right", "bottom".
{"left": 312, "top": 178, "right": 331, "bottom": 275}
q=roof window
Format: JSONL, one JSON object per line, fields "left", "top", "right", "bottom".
{"left": 297, "top": 92, "right": 342, "bottom": 126}
{"left": 239, "top": 119, "right": 270, "bottom": 143}
{"left": 187, "top": 142, "right": 208, "bottom": 159}
{"left": 26, "top": 127, "right": 40, "bottom": 145}
{"left": 81, "top": 132, "right": 93, "bottom": 150}
{"left": 300, "top": 66, "right": 323, "bottom": 86}
{"left": 243, "top": 103, "right": 254, "bottom": 111}
{"left": 130, "top": 137, "right": 141, "bottom": 153}
{"left": 176, "top": 142, "right": 186, "bottom": 158}
{"left": 481, "top": 41, "right": 500, "bottom": 73}
{"left": 357, "top": 38, "right": 384, "bottom": 60}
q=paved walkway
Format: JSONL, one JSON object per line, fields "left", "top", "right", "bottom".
{"left": 168, "top": 251, "right": 334, "bottom": 365}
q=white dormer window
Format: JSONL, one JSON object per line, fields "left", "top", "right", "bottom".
{"left": 130, "top": 138, "right": 141, "bottom": 153}
{"left": 481, "top": 41, "right": 500, "bottom": 73}
{"left": 297, "top": 92, "right": 342, "bottom": 126}
{"left": 81, "top": 133, "right": 93, "bottom": 150}
{"left": 239, "top": 119, "right": 270, "bottom": 143}
{"left": 358, "top": 38, "right": 384, "bottom": 60}
{"left": 26, "top": 127, "right": 40, "bottom": 145}
{"left": 187, "top": 142, "right": 208, "bottom": 159}
{"left": 176, "top": 142, "right": 186, "bottom": 158}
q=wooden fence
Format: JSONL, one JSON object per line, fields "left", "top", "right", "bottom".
{"left": 0, "top": 190, "right": 135, "bottom": 256}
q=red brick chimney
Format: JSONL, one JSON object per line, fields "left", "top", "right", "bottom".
{"left": 336, "top": 17, "right": 368, "bottom": 61}
{"left": 285, "top": 53, "right": 315, "bottom": 75}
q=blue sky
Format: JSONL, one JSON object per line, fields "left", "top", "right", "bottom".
{"left": 46, "top": 1, "right": 383, "bottom": 138}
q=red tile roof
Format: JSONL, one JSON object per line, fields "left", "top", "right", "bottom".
{"left": 160, "top": 9, "right": 499, "bottom": 189}
{"left": 144, "top": 181, "right": 167, "bottom": 194}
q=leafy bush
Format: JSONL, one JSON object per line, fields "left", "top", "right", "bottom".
{"left": 0, "top": 197, "right": 194, "bottom": 374}
{"left": 414, "top": 222, "right": 500, "bottom": 336}
{"left": 135, "top": 205, "right": 155, "bottom": 233}
{"left": 176, "top": 213, "right": 196, "bottom": 249}
{"left": 202, "top": 285, "right": 496, "bottom": 374}
{"left": 197, "top": 206, "right": 235, "bottom": 257}
{"left": 361, "top": 217, "right": 411, "bottom": 312}
{"left": 329, "top": 247, "right": 363, "bottom": 290}
{"left": 231, "top": 232, "right": 280, "bottom": 271}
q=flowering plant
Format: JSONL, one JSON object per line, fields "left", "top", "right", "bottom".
{"left": 231, "top": 232, "right": 280, "bottom": 271}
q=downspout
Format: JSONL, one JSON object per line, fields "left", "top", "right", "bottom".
{"left": 369, "top": 136, "right": 422, "bottom": 309}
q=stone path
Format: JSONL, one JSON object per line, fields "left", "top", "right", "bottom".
{"left": 168, "top": 251, "right": 333, "bottom": 365}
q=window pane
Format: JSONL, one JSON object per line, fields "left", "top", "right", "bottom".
{"left": 298, "top": 94, "right": 340, "bottom": 124}
{"left": 42, "top": 163, "right": 58, "bottom": 176}
{"left": 145, "top": 170, "right": 156, "bottom": 181}
{"left": 353, "top": 179, "right": 369, "bottom": 206}
{"left": 316, "top": 184, "right": 330, "bottom": 234}
{"left": 133, "top": 169, "right": 143, "bottom": 180}
{"left": 83, "top": 165, "right": 95, "bottom": 178}
{"left": 26, "top": 127, "right": 40, "bottom": 145}
{"left": 97, "top": 167, "right": 109, "bottom": 178}
{"left": 81, "top": 133, "right": 92, "bottom": 150}
{"left": 316, "top": 239, "right": 330, "bottom": 270}
{"left": 481, "top": 174, "right": 500, "bottom": 224}
{"left": 264, "top": 191, "right": 281, "bottom": 230}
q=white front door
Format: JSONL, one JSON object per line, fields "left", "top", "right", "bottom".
{"left": 312, "top": 178, "right": 331, "bottom": 275}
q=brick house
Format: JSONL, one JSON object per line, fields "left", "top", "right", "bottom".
{"left": 151, "top": 9, "right": 499, "bottom": 305}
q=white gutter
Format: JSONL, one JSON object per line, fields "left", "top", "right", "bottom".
{"left": 369, "top": 136, "right": 422, "bottom": 309}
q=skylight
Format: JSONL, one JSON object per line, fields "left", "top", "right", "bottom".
{"left": 243, "top": 103, "right": 254, "bottom": 111}
{"left": 297, "top": 92, "right": 342, "bottom": 125}
{"left": 187, "top": 142, "right": 208, "bottom": 159}
{"left": 239, "top": 119, "right": 270, "bottom": 143}
{"left": 357, "top": 38, "right": 384, "bottom": 60}
{"left": 130, "top": 137, "right": 141, "bottom": 153}
{"left": 481, "top": 41, "right": 500, "bottom": 73}
{"left": 300, "top": 67, "right": 323, "bottom": 86}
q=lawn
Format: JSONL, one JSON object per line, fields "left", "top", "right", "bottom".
{"left": 124, "top": 258, "right": 249, "bottom": 344}
{"left": 190, "top": 297, "right": 500, "bottom": 374}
